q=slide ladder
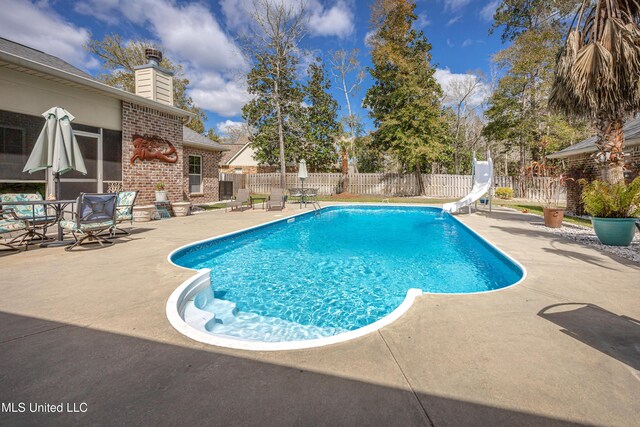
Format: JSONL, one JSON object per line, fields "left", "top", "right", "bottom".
{"left": 443, "top": 153, "right": 493, "bottom": 214}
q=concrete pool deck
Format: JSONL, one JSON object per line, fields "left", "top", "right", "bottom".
{"left": 0, "top": 204, "right": 638, "bottom": 426}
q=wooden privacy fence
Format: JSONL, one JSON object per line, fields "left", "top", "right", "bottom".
{"left": 219, "top": 172, "right": 565, "bottom": 200}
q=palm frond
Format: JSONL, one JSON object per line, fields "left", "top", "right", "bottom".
{"left": 550, "top": 1, "right": 640, "bottom": 120}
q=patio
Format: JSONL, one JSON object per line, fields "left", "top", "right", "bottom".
{"left": 0, "top": 205, "right": 638, "bottom": 426}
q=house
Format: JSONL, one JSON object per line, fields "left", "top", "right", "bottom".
{"left": 219, "top": 135, "right": 260, "bottom": 174}
{"left": 0, "top": 37, "right": 228, "bottom": 205}
{"left": 548, "top": 117, "right": 640, "bottom": 214}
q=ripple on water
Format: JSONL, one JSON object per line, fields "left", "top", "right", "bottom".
{"left": 174, "top": 206, "right": 522, "bottom": 341}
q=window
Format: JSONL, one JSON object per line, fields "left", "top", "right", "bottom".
{"left": 0, "top": 126, "right": 35, "bottom": 180}
{"left": 188, "top": 155, "right": 202, "bottom": 193}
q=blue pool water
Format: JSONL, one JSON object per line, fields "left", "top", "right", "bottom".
{"left": 171, "top": 206, "right": 523, "bottom": 342}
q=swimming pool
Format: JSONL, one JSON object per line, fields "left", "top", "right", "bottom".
{"left": 167, "top": 205, "right": 525, "bottom": 350}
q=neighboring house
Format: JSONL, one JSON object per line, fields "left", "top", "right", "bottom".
{"left": 548, "top": 117, "right": 640, "bottom": 214}
{"left": 219, "top": 136, "right": 260, "bottom": 174}
{"left": 0, "top": 37, "right": 227, "bottom": 205}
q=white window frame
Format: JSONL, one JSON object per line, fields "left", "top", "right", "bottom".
{"left": 188, "top": 154, "right": 203, "bottom": 194}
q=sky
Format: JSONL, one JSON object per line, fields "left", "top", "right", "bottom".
{"left": 0, "top": 0, "right": 506, "bottom": 136}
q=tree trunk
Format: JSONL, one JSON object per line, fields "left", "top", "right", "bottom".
{"left": 595, "top": 116, "right": 625, "bottom": 184}
{"left": 341, "top": 146, "right": 349, "bottom": 193}
{"left": 416, "top": 162, "right": 425, "bottom": 196}
{"left": 275, "top": 100, "right": 286, "bottom": 189}
{"left": 454, "top": 147, "right": 459, "bottom": 175}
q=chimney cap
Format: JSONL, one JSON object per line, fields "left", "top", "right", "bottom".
{"left": 145, "top": 48, "right": 163, "bottom": 64}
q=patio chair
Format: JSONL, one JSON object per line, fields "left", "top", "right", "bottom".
{"left": 266, "top": 188, "right": 285, "bottom": 211}
{"left": 0, "top": 193, "right": 57, "bottom": 245}
{"left": 110, "top": 190, "right": 138, "bottom": 236}
{"left": 227, "top": 189, "right": 250, "bottom": 212}
{"left": 60, "top": 193, "right": 117, "bottom": 251}
{"left": 288, "top": 188, "right": 303, "bottom": 204}
{"left": 0, "top": 208, "right": 28, "bottom": 251}
{"left": 304, "top": 188, "right": 321, "bottom": 209}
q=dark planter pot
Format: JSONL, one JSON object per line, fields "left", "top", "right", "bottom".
{"left": 590, "top": 217, "right": 637, "bottom": 246}
{"left": 543, "top": 208, "right": 565, "bottom": 228}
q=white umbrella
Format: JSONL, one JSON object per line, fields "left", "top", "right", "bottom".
{"left": 23, "top": 107, "right": 87, "bottom": 199}
{"left": 298, "top": 159, "right": 308, "bottom": 208}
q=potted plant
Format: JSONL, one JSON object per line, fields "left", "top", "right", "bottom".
{"left": 525, "top": 161, "right": 572, "bottom": 228}
{"left": 581, "top": 177, "right": 640, "bottom": 246}
{"left": 155, "top": 182, "right": 168, "bottom": 203}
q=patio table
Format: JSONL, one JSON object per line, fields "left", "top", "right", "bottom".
{"left": 250, "top": 195, "right": 267, "bottom": 209}
{"left": 6, "top": 199, "right": 76, "bottom": 247}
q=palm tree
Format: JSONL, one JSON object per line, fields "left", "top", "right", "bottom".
{"left": 549, "top": 0, "right": 640, "bottom": 183}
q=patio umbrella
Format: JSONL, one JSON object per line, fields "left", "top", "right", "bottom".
{"left": 23, "top": 107, "right": 87, "bottom": 199}
{"left": 298, "top": 159, "right": 308, "bottom": 208}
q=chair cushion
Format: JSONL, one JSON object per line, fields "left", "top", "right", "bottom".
{"left": 1, "top": 193, "right": 47, "bottom": 219}
{"left": 0, "top": 218, "right": 27, "bottom": 233}
{"left": 118, "top": 191, "right": 137, "bottom": 206}
{"left": 116, "top": 210, "right": 132, "bottom": 221}
{"left": 60, "top": 219, "right": 114, "bottom": 232}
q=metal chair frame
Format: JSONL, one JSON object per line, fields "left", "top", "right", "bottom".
{"left": 0, "top": 208, "right": 28, "bottom": 251}
{"left": 64, "top": 193, "right": 117, "bottom": 251}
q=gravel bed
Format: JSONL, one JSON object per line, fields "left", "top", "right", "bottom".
{"left": 530, "top": 221, "right": 640, "bottom": 263}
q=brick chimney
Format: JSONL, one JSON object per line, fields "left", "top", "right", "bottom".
{"left": 134, "top": 48, "right": 174, "bottom": 106}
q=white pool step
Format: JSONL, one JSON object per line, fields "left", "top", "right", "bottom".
{"left": 205, "top": 298, "right": 239, "bottom": 325}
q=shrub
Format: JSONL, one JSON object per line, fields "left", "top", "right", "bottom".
{"left": 496, "top": 187, "right": 514, "bottom": 199}
{"left": 581, "top": 177, "right": 640, "bottom": 218}
{"left": 155, "top": 182, "right": 166, "bottom": 191}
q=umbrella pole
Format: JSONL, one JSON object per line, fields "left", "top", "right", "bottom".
{"left": 54, "top": 172, "right": 61, "bottom": 200}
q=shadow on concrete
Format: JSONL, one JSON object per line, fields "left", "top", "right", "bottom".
{"left": 0, "top": 312, "right": 586, "bottom": 426}
{"left": 1, "top": 227, "right": 153, "bottom": 256}
{"left": 538, "top": 303, "right": 640, "bottom": 371}
{"left": 541, "top": 245, "right": 617, "bottom": 270}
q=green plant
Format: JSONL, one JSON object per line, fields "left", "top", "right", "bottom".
{"left": 581, "top": 177, "right": 640, "bottom": 218}
{"left": 496, "top": 187, "right": 514, "bottom": 199}
{"left": 155, "top": 182, "right": 166, "bottom": 191}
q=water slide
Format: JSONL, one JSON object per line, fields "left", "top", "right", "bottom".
{"left": 442, "top": 154, "right": 493, "bottom": 214}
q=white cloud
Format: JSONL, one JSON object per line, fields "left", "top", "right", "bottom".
{"left": 217, "top": 120, "right": 245, "bottom": 135}
{"left": 364, "top": 31, "right": 376, "bottom": 48}
{"left": 461, "top": 39, "right": 484, "bottom": 47}
{"left": 308, "top": 1, "right": 354, "bottom": 38}
{"left": 416, "top": 12, "right": 431, "bottom": 29}
{"left": 0, "top": 0, "right": 97, "bottom": 69}
{"left": 74, "top": 0, "right": 249, "bottom": 117}
{"left": 435, "top": 68, "right": 491, "bottom": 107}
{"left": 480, "top": 0, "right": 499, "bottom": 22}
{"left": 446, "top": 39, "right": 455, "bottom": 48}
{"left": 443, "top": 0, "right": 474, "bottom": 12}
{"left": 220, "top": 0, "right": 355, "bottom": 39}
{"left": 446, "top": 15, "right": 462, "bottom": 27}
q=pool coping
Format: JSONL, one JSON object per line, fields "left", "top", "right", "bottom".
{"left": 166, "top": 204, "right": 527, "bottom": 351}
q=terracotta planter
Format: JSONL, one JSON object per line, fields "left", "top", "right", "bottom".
{"left": 133, "top": 205, "right": 156, "bottom": 222}
{"left": 172, "top": 202, "right": 191, "bottom": 217}
{"left": 543, "top": 208, "right": 565, "bottom": 228}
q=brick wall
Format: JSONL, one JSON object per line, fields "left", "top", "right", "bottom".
{"left": 121, "top": 102, "right": 184, "bottom": 205}
{"left": 219, "top": 165, "right": 259, "bottom": 174}
{"left": 564, "top": 146, "right": 640, "bottom": 215}
{"left": 183, "top": 147, "right": 223, "bottom": 203}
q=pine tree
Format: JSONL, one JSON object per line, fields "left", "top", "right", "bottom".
{"left": 242, "top": 51, "right": 304, "bottom": 168}
{"left": 363, "top": 0, "right": 447, "bottom": 194}
{"left": 300, "top": 59, "right": 340, "bottom": 172}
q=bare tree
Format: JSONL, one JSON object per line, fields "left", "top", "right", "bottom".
{"left": 443, "top": 72, "right": 485, "bottom": 173}
{"left": 329, "top": 49, "right": 365, "bottom": 192}
{"left": 242, "top": 0, "right": 308, "bottom": 188}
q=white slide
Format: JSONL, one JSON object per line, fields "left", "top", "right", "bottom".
{"left": 442, "top": 155, "right": 493, "bottom": 214}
